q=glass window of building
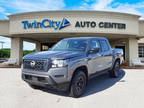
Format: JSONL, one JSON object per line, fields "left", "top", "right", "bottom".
{"left": 139, "top": 45, "right": 144, "bottom": 58}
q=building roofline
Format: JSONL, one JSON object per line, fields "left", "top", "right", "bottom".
{"left": 0, "top": 20, "right": 9, "bottom": 23}
{"left": 7, "top": 10, "right": 141, "bottom": 18}
{"left": 0, "top": 19, "right": 9, "bottom": 21}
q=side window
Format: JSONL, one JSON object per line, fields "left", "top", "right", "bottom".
{"left": 89, "top": 40, "right": 101, "bottom": 51}
{"left": 100, "top": 40, "right": 109, "bottom": 51}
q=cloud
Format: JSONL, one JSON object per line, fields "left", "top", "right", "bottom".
{"left": 0, "top": 0, "right": 65, "bottom": 13}
{"left": 23, "top": 41, "right": 35, "bottom": 50}
{"left": 79, "top": 0, "right": 144, "bottom": 18}
{"left": 0, "top": 7, "right": 4, "bottom": 12}
{"left": 0, "top": 36, "right": 10, "bottom": 49}
{"left": 92, "top": 0, "right": 113, "bottom": 10}
{"left": 0, "top": 7, "right": 8, "bottom": 19}
{"left": 103, "top": 2, "right": 142, "bottom": 15}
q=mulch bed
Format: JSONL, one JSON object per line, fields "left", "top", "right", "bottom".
{"left": 120, "top": 65, "right": 144, "bottom": 69}
{"left": 0, "top": 64, "right": 21, "bottom": 68}
{"left": 0, "top": 64, "right": 144, "bottom": 69}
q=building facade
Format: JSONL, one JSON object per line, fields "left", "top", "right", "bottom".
{"left": 0, "top": 11, "right": 144, "bottom": 66}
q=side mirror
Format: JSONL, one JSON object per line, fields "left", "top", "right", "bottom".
{"left": 88, "top": 48, "right": 100, "bottom": 54}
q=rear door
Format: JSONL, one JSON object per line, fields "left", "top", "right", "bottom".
{"left": 99, "top": 39, "right": 113, "bottom": 70}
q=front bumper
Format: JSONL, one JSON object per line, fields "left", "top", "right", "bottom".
{"left": 22, "top": 67, "right": 70, "bottom": 91}
{"left": 22, "top": 73, "right": 56, "bottom": 85}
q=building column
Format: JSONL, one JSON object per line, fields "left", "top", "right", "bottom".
{"left": 10, "top": 37, "right": 23, "bottom": 65}
{"left": 35, "top": 42, "right": 41, "bottom": 52}
{"left": 126, "top": 38, "right": 138, "bottom": 66}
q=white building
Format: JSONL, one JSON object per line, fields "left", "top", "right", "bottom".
{"left": 0, "top": 11, "right": 144, "bottom": 66}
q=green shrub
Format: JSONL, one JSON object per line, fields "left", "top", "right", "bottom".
{"left": 23, "top": 50, "right": 35, "bottom": 56}
{"left": 0, "top": 49, "right": 10, "bottom": 58}
{"left": 0, "top": 49, "right": 35, "bottom": 58}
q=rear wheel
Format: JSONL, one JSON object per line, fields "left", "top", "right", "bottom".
{"left": 109, "top": 60, "right": 120, "bottom": 78}
{"left": 69, "top": 71, "right": 87, "bottom": 98}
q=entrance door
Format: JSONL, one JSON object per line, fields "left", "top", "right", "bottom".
{"left": 41, "top": 43, "right": 56, "bottom": 51}
{"left": 115, "top": 46, "right": 125, "bottom": 60}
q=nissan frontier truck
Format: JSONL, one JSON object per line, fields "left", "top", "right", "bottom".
{"left": 22, "top": 37, "right": 123, "bottom": 97}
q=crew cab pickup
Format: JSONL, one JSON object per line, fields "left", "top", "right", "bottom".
{"left": 22, "top": 37, "right": 123, "bottom": 97}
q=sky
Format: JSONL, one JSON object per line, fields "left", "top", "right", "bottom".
{"left": 0, "top": 0, "right": 144, "bottom": 50}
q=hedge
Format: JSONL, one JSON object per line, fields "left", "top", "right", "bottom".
{"left": 0, "top": 49, "right": 35, "bottom": 58}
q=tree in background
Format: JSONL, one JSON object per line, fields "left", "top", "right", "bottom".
{"left": 0, "top": 49, "right": 10, "bottom": 58}
{"left": 0, "top": 49, "right": 35, "bottom": 58}
{"left": 23, "top": 50, "right": 35, "bottom": 56}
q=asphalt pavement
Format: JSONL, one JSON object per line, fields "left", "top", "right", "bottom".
{"left": 0, "top": 68, "right": 144, "bottom": 108}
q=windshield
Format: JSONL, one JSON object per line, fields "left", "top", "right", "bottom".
{"left": 51, "top": 39, "right": 89, "bottom": 51}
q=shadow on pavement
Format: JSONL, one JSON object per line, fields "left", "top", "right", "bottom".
{"left": 82, "top": 69, "right": 125, "bottom": 97}
{"left": 39, "top": 69, "right": 125, "bottom": 97}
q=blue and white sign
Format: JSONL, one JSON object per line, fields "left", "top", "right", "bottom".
{"left": 22, "top": 18, "right": 70, "bottom": 30}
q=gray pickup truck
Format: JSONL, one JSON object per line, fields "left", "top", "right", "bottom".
{"left": 22, "top": 37, "right": 123, "bottom": 97}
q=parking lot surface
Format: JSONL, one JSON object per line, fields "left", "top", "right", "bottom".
{"left": 0, "top": 68, "right": 144, "bottom": 108}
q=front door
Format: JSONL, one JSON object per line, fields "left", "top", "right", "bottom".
{"left": 88, "top": 39, "right": 104, "bottom": 74}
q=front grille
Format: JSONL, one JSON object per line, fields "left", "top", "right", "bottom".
{"left": 23, "top": 59, "right": 51, "bottom": 72}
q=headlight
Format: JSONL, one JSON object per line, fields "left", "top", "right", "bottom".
{"left": 52, "top": 59, "right": 68, "bottom": 68}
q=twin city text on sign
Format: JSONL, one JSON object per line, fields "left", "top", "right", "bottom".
{"left": 22, "top": 18, "right": 126, "bottom": 30}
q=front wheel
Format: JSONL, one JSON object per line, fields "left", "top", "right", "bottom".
{"left": 69, "top": 71, "right": 87, "bottom": 98}
{"left": 109, "top": 60, "right": 120, "bottom": 78}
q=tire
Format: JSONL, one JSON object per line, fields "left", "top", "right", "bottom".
{"left": 69, "top": 71, "right": 87, "bottom": 98}
{"left": 109, "top": 60, "right": 120, "bottom": 78}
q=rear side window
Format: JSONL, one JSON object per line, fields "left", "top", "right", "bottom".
{"left": 100, "top": 40, "right": 109, "bottom": 51}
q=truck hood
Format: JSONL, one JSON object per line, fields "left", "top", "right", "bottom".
{"left": 23, "top": 51, "right": 84, "bottom": 60}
